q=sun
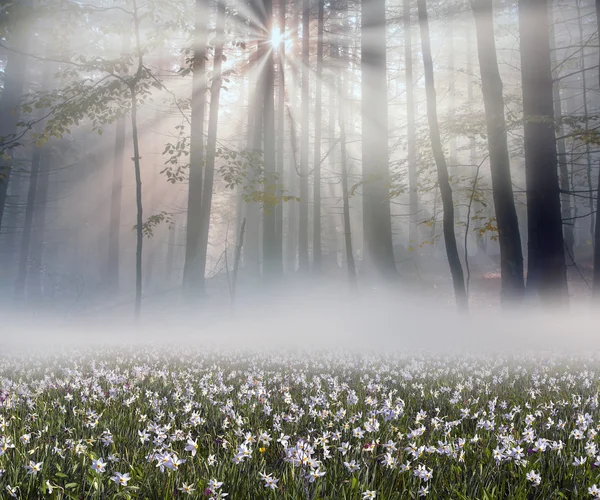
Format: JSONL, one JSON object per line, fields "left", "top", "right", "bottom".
{"left": 269, "top": 27, "right": 293, "bottom": 52}
{"left": 270, "top": 26, "right": 282, "bottom": 48}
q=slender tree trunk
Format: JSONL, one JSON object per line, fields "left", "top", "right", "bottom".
{"left": 275, "top": 0, "right": 286, "bottom": 274}
{"left": 312, "top": 0, "right": 325, "bottom": 273}
{"left": 576, "top": 0, "right": 595, "bottom": 241}
{"left": 418, "top": 0, "right": 468, "bottom": 311}
{"left": 404, "top": 0, "right": 418, "bottom": 253}
{"left": 338, "top": 11, "right": 356, "bottom": 283}
{"left": 131, "top": 0, "right": 145, "bottom": 318}
{"left": 15, "top": 122, "right": 44, "bottom": 299}
{"left": 262, "top": 0, "right": 281, "bottom": 278}
{"left": 107, "top": 108, "right": 126, "bottom": 292}
{"left": 197, "top": 0, "right": 227, "bottom": 285}
{"left": 592, "top": 0, "right": 600, "bottom": 296}
{"left": 26, "top": 145, "right": 51, "bottom": 300}
{"left": 130, "top": 87, "right": 143, "bottom": 318}
{"left": 183, "top": 0, "right": 208, "bottom": 292}
{"left": 471, "top": 0, "right": 525, "bottom": 304}
{"left": 244, "top": 38, "right": 263, "bottom": 275}
{"left": 298, "top": 0, "right": 310, "bottom": 272}
{"left": 548, "top": 13, "right": 575, "bottom": 265}
{"left": 518, "top": 0, "right": 568, "bottom": 303}
{"left": 361, "top": 0, "right": 396, "bottom": 278}
{"left": 0, "top": 1, "right": 30, "bottom": 234}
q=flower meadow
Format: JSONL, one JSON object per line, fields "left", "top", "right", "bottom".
{"left": 1, "top": 349, "right": 600, "bottom": 499}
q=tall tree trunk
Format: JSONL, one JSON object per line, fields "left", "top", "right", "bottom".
{"left": 107, "top": 114, "right": 126, "bottom": 292}
{"left": 15, "top": 146, "right": 41, "bottom": 299}
{"left": 245, "top": 42, "right": 262, "bottom": 276}
{"left": 197, "top": 0, "right": 227, "bottom": 286}
{"left": 298, "top": 0, "right": 310, "bottom": 272}
{"left": 576, "top": 0, "right": 595, "bottom": 242}
{"left": 262, "top": 0, "right": 281, "bottom": 278}
{"left": 361, "top": 0, "right": 396, "bottom": 277}
{"left": 26, "top": 145, "right": 51, "bottom": 300}
{"left": 312, "top": 0, "right": 325, "bottom": 273}
{"left": 592, "top": 0, "right": 600, "bottom": 296}
{"left": 131, "top": 0, "right": 145, "bottom": 318}
{"left": 0, "top": 0, "right": 30, "bottom": 234}
{"left": 418, "top": 0, "right": 468, "bottom": 311}
{"left": 339, "top": 7, "right": 356, "bottom": 283}
{"left": 275, "top": 0, "right": 286, "bottom": 274}
{"left": 404, "top": 0, "right": 418, "bottom": 254}
{"left": 548, "top": 12, "right": 575, "bottom": 265}
{"left": 183, "top": 0, "right": 208, "bottom": 292}
{"left": 518, "top": 0, "right": 568, "bottom": 302}
{"left": 15, "top": 60, "right": 52, "bottom": 299}
{"left": 471, "top": 0, "right": 525, "bottom": 304}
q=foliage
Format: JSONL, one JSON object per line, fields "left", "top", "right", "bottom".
{"left": 133, "top": 211, "right": 174, "bottom": 239}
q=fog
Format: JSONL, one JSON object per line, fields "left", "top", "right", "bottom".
{"left": 2, "top": 284, "right": 598, "bottom": 357}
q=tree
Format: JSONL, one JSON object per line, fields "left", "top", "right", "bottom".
{"left": 262, "top": 0, "right": 281, "bottom": 278}
{"left": 403, "top": 0, "right": 418, "bottom": 254}
{"left": 518, "top": 0, "right": 568, "bottom": 302}
{"left": 593, "top": 0, "right": 600, "bottom": 297}
{"left": 471, "top": 0, "right": 525, "bottom": 304}
{"left": 312, "top": 0, "right": 325, "bottom": 273}
{"left": 196, "top": 0, "right": 227, "bottom": 289}
{"left": 418, "top": 0, "right": 467, "bottom": 311}
{"left": 183, "top": 0, "right": 208, "bottom": 293}
{"left": 361, "top": 0, "right": 396, "bottom": 278}
{"left": 338, "top": 15, "right": 356, "bottom": 283}
{"left": 298, "top": 0, "right": 310, "bottom": 272}
{"left": 0, "top": 0, "right": 31, "bottom": 233}
{"left": 15, "top": 59, "right": 53, "bottom": 299}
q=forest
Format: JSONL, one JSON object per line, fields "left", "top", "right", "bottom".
{"left": 1, "top": 0, "right": 600, "bottom": 318}
{"left": 4, "top": 1, "right": 600, "bottom": 497}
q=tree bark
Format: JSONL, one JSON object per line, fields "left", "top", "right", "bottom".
{"left": 0, "top": 0, "right": 30, "bottom": 234}
{"left": 275, "top": 0, "right": 286, "bottom": 274}
{"left": 298, "top": 0, "right": 310, "bottom": 272}
{"left": 548, "top": 12, "right": 575, "bottom": 266}
{"left": 471, "top": 0, "right": 525, "bottom": 304}
{"left": 404, "top": 0, "right": 418, "bottom": 254}
{"left": 197, "top": 0, "right": 227, "bottom": 286}
{"left": 312, "top": 0, "right": 325, "bottom": 273}
{"left": 418, "top": 0, "right": 468, "bottom": 311}
{"left": 593, "top": 0, "right": 600, "bottom": 296}
{"left": 15, "top": 60, "right": 53, "bottom": 299}
{"left": 518, "top": 0, "right": 568, "bottom": 303}
{"left": 361, "top": 0, "right": 397, "bottom": 278}
{"left": 262, "top": 0, "right": 281, "bottom": 278}
{"left": 183, "top": 0, "right": 208, "bottom": 292}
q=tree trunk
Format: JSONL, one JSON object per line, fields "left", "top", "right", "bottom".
{"left": 592, "top": 0, "right": 600, "bottom": 296}
{"left": 0, "top": 1, "right": 30, "bottom": 234}
{"left": 131, "top": 0, "right": 145, "bottom": 319}
{"left": 197, "top": 0, "right": 227, "bottom": 286}
{"left": 262, "top": 0, "right": 281, "bottom": 278}
{"left": 361, "top": 0, "right": 396, "bottom": 278}
{"left": 183, "top": 0, "right": 208, "bottom": 292}
{"left": 471, "top": 0, "right": 525, "bottom": 304}
{"left": 298, "top": 0, "right": 310, "bottom": 272}
{"left": 275, "top": 0, "right": 286, "bottom": 274}
{"left": 418, "top": 0, "right": 468, "bottom": 311}
{"left": 312, "top": 0, "right": 325, "bottom": 273}
{"left": 107, "top": 107, "right": 126, "bottom": 292}
{"left": 339, "top": 9, "right": 357, "bottom": 283}
{"left": 518, "top": 0, "right": 568, "bottom": 303}
{"left": 548, "top": 12, "right": 575, "bottom": 265}
{"left": 404, "top": 0, "right": 418, "bottom": 254}
{"left": 576, "top": 0, "right": 595, "bottom": 242}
